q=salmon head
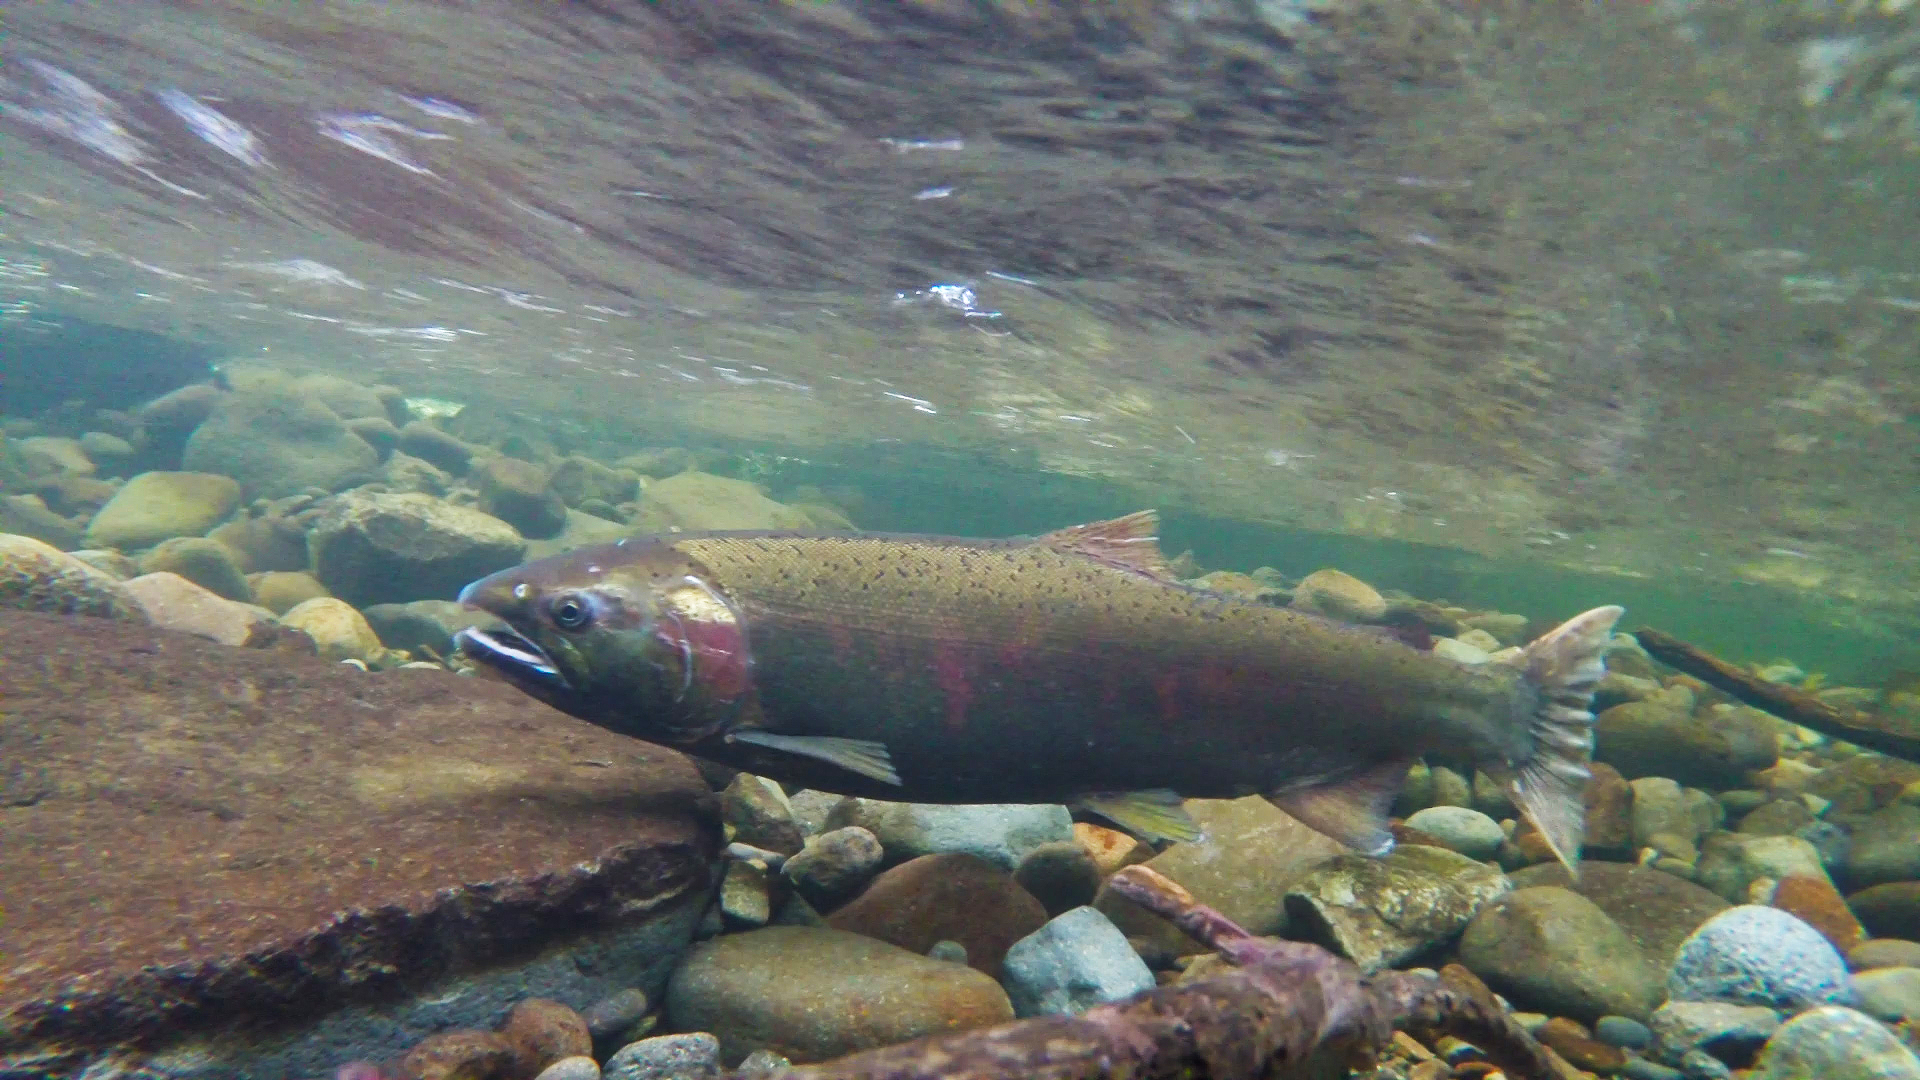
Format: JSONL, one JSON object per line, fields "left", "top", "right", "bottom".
{"left": 453, "top": 538, "right": 754, "bottom": 744}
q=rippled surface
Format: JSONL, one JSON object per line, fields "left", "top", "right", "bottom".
{"left": 2, "top": 1, "right": 1917, "bottom": 641}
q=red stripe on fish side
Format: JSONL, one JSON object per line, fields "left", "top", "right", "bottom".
{"left": 1153, "top": 670, "right": 1182, "bottom": 727}
{"left": 932, "top": 641, "right": 974, "bottom": 733}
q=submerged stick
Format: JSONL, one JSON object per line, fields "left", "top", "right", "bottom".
{"left": 1634, "top": 627, "right": 1920, "bottom": 762}
{"left": 737, "top": 866, "right": 1574, "bottom": 1080}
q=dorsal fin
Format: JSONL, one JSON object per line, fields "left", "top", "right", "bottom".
{"left": 1036, "top": 510, "right": 1174, "bottom": 579}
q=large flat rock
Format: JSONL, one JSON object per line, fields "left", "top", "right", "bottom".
{"left": 0, "top": 611, "right": 720, "bottom": 1078}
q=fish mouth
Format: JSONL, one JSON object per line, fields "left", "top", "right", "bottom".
{"left": 455, "top": 625, "right": 570, "bottom": 694}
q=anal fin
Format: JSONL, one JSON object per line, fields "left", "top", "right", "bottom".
{"left": 1078, "top": 789, "right": 1204, "bottom": 843}
{"left": 726, "top": 731, "right": 902, "bottom": 786}
{"left": 1269, "top": 757, "right": 1417, "bottom": 856}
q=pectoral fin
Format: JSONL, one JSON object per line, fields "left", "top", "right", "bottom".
{"left": 726, "top": 731, "right": 902, "bottom": 786}
{"left": 1078, "top": 789, "right": 1204, "bottom": 843}
{"left": 1269, "top": 757, "right": 1417, "bottom": 856}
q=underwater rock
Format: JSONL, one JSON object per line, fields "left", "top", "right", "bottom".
{"left": 580, "top": 988, "right": 651, "bottom": 1043}
{"left": 1534, "top": 1016, "right": 1629, "bottom": 1074}
{"left": 1585, "top": 763, "right": 1637, "bottom": 860}
{"left": 1512, "top": 862, "right": 1729, "bottom": 968}
{"left": 135, "top": 383, "right": 225, "bottom": 452}
{"left": 1595, "top": 1015, "right": 1654, "bottom": 1050}
{"left": 1845, "top": 803, "right": 1920, "bottom": 887}
{"left": 535, "top": 1057, "right": 601, "bottom": 1080}
{"left": 476, "top": 455, "right": 568, "bottom": 539}
{"left": 1667, "top": 905, "right": 1854, "bottom": 1010}
{"left": 1284, "top": 845, "right": 1511, "bottom": 973}
{"left": 1647, "top": 1001, "right": 1781, "bottom": 1067}
{"left": 1597, "top": 700, "right": 1779, "bottom": 790}
{"left": 397, "top": 421, "right": 477, "bottom": 475}
{"left": 1807, "top": 755, "right": 1920, "bottom": 816}
{"left": 664, "top": 926, "right": 1013, "bottom": 1066}
{"left": 345, "top": 416, "right": 400, "bottom": 460}
{"left": 1630, "top": 777, "right": 1709, "bottom": 852}
{"left": 207, "top": 506, "right": 314, "bottom": 574}
{"left": 1404, "top": 806, "right": 1505, "bottom": 861}
{"left": 286, "top": 372, "right": 394, "bottom": 422}
{"left": 66, "top": 548, "right": 138, "bottom": 580}
{"left": 523, "top": 508, "right": 633, "bottom": 561}
{"left": 14, "top": 435, "right": 96, "bottom": 477}
{"left": 1851, "top": 939, "right": 1920, "bottom": 972}
{"left": 183, "top": 386, "right": 380, "bottom": 498}
{"left": 720, "top": 859, "right": 773, "bottom": 930}
{"left": 551, "top": 455, "right": 640, "bottom": 508}
{"left": 1011, "top": 840, "right": 1103, "bottom": 916}
{"left": 0, "top": 609, "right": 715, "bottom": 1079}
{"left": 0, "top": 533, "right": 148, "bottom": 622}
{"left": 824, "top": 852, "right": 1048, "bottom": 979}
{"left": 279, "top": 596, "right": 386, "bottom": 664}
{"left": 396, "top": 1029, "right": 519, "bottom": 1080}
{"left": 1289, "top": 567, "right": 1388, "bottom": 622}
{"left": 84, "top": 470, "right": 241, "bottom": 550}
{"left": 76, "top": 432, "right": 134, "bottom": 476}
{"left": 824, "top": 798, "right": 1073, "bottom": 871}
{"left": 1094, "top": 796, "right": 1342, "bottom": 960}
{"left": 379, "top": 450, "right": 454, "bottom": 496}
{"left": 1751, "top": 1006, "right": 1920, "bottom": 1080}
{"left": 720, "top": 774, "right": 804, "bottom": 857}
{"left": 361, "top": 599, "right": 489, "bottom": 661}
{"left": 1457, "top": 885, "right": 1666, "bottom": 1022}
{"left": 1852, "top": 967, "right": 1920, "bottom": 1023}
{"left": 137, "top": 535, "right": 252, "bottom": 601}
{"left": 1770, "top": 874, "right": 1865, "bottom": 954}
{"left": 603, "top": 1032, "right": 720, "bottom": 1080}
{"left": 781, "top": 826, "right": 884, "bottom": 911}
{"left": 309, "top": 491, "right": 525, "bottom": 608}
{"left": 1695, "top": 833, "right": 1830, "bottom": 903}
{"left": 0, "top": 492, "right": 83, "bottom": 549}
{"left": 1000, "top": 905, "right": 1155, "bottom": 1018}
{"left": 498, "top": 998, "right": 593, "bottom": 1078}
{"left": 1072, "top": 822, "right": 1147, "bottom": 878}
{"left": 626, "top": 471, "right": 812, "bottom": 533}
{"left": 1850, "top": 882, "right": 1920, "bottom": 941}
{"left": 248, "top": 569, "right": 330, "bottom": 615}
{"left": 123, "top": 571, "right": 277, "bottom": 646}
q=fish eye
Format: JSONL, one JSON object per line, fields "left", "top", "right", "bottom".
{"left": 548, "top": 593, "right": 594, "bottom": 631}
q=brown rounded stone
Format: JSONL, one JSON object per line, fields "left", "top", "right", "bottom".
{"left": 1583, "top": 763, "right": 1635, "bottom": 860}
{"left": 1535, "top": 1017, "right": 1627, "bottom": 1075}
{"left": 396, "top": 1029, "right": 518, "bottom": 1080}
{"left": 665, "top": 926, "right": 1012, "bottom": 1065}
{"left": 825, "top": 853, "right": 1046, "bottom": 978}
{"left": 1772, "top": 874, "right": 1865, "bottom": 954}
{"left": 497, "top": 998, "right": 592, "bottom": 1076}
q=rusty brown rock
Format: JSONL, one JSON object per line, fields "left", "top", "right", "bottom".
{"left": 1583, "top": 763, "right": 1635, "bottom": 860}
{"left": 0, "top": 610, "right": 718, "bottom": 1075}
{"left": 825, "top": 853, "right": 1046, "bottom": 978}
{"left": 1533, "top": 1017, "right": 1626, "bottom": 1075}
{"left": 396, "top": 1029, "right": 519, "bottom": 1080}
{"left": 1772, "top": 873, "right": 1866, "bottom": 954}
{"left": 497, "top": 999, "right": 593, "bottom": 1076}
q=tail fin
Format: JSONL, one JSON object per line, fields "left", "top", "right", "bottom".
{"left": 1500, "top": 605, "right": 1624, "bottom": 879}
